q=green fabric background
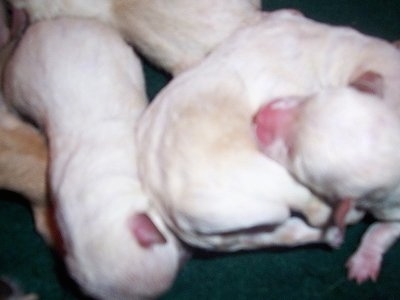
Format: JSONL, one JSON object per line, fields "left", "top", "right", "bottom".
{"left": 1, "top": 1, "right": 400, "bottom": 299}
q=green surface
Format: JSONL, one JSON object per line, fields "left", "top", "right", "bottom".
{"left": 2, "top": 1, "right": 400, "bottom": 299}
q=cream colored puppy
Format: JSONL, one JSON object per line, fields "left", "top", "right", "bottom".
{"left": 8, "top": 0, "right": 261, "bottom": 74}
{"left": 253, "top": 13, "right": 400, "bottom": 283}
{"left": 136, "top": 10, "right": 334, "bottom": 253}
{"left": 4, "top": 18, "right": 185, "bottom": 299}
{"left": 0, "top": 103, "right": 50, "bottom": 243}
{"left": 0, "top": 0, "right": 260, "bottom": 244}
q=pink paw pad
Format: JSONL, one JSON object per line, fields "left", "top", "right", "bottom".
{"left": 346, "top": 249, "right": 382, "bottom": 284}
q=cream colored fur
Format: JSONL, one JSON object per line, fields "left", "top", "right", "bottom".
{"left": 1, "top": 0, "right": 261, "bottom": 244}
{"left": 8, "top": 0, "right": 261, "bottom": 74}
{"left": 0, "top": 1, "right": 52, "bottom": 243}
{"left": 136, "top": 10, "right": 334, "bottom": 252}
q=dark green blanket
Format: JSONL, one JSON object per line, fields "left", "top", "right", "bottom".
{"left": 1, "top": 1, "right": 400, "bottom": 299}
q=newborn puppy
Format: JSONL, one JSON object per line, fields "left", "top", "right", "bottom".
{"left": 253, "top": 13, "right": 400, "bottom": 283}
{"left": 0, "top": 0, "right": 260, "bottom": 243}
{"left": 8, "top": 0, "right": 261, "bottom": 75}
{"left": 4, "top": 18, "right": 185, "bottom": 299}
{"left": 136, "top": 10, "right": 333, "bottom": 252}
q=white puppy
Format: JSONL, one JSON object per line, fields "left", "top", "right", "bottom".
{"left": 252, "top": 13, "right": 400, "bottom": 283}
{"left": 3, "top": 18, "right": 186, "bottom": 299}
{"left": 8, "top": 0, "right": 261, "bottom": 75}
{"left": 136, "top": 10, "right": 334, "bottom": 253}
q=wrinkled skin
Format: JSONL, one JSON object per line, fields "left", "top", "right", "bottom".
{"left": 253, "top": 12, "right": 400, "bottom": 283}
{"left": 3, "top": 18, "right": 185, "bottom": 299}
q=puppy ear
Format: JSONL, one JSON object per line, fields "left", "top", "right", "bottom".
{"left": 350, "top": 71, "right": 383, "bottom": 98}
{"left": 253, "top": 97, "right": 305, "bottom": 148}
{"left": 129, "top": 213, "right": 167, "bottom": 248}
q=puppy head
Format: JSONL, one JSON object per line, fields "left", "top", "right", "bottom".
{"left": 60, "top": 202, "right": 186, "bottom": 300}
{"left": 254, "top": 71, "right": 400, "bottom": 204}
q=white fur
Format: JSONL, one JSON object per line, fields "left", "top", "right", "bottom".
{"left": 252, "top": 13, "right": 400, "bottom": 282}
{"left": 3, "top": 18, "right": 185, "bottom": 299}
{"left": 0, "top": 0, "right": 260, "bottom": 244}
{"left": 289, "top": 90, "right": 400, "bottom": 204}
{"left": 136, "top": 10, "right": 333, "bottom": 252}
{"left": 7, "top": 0, "right": 261, "bottom": 74}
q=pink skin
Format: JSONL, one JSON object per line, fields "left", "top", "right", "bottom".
{"left": 347, "top": 222, "right": 400, "bottom": 283}
{"left": 253, "top": 71, "right": 400, "bottom": 283}
{"left": 129, "top": 213, "right": 167, "bottom": 248}
{"left": 333, "top": 198, "right": 354, "bottom": 233}
{"left": 350, "top": 71, "right": 384, "bottom": 97}
{"left": 253, "top": 97, "right": 301, "bottom": 150}
{"left": 254, "top": 71, "right": 384, "bottom": 163}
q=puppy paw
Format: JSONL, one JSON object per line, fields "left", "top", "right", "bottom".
{"left": 346, "top": 249, "right": 382, "bottom": 284}
{"left": 324, "top": 226, "right": 343, "bottom": 248}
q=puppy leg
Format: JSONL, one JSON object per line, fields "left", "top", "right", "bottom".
{"left": 177, "top": 194, "right": 330, "bottom": 251}
{"left": 211, "top": 217, "right": 326, "bottom": 251}
{"left": 244, "top": 217, "right": 325, "bottom": 247}
{"left": 346, "top": 222, "right": 400, "bottom": 283}
{"left": 0, "top": 108, "right": 51, "bottom": 243}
